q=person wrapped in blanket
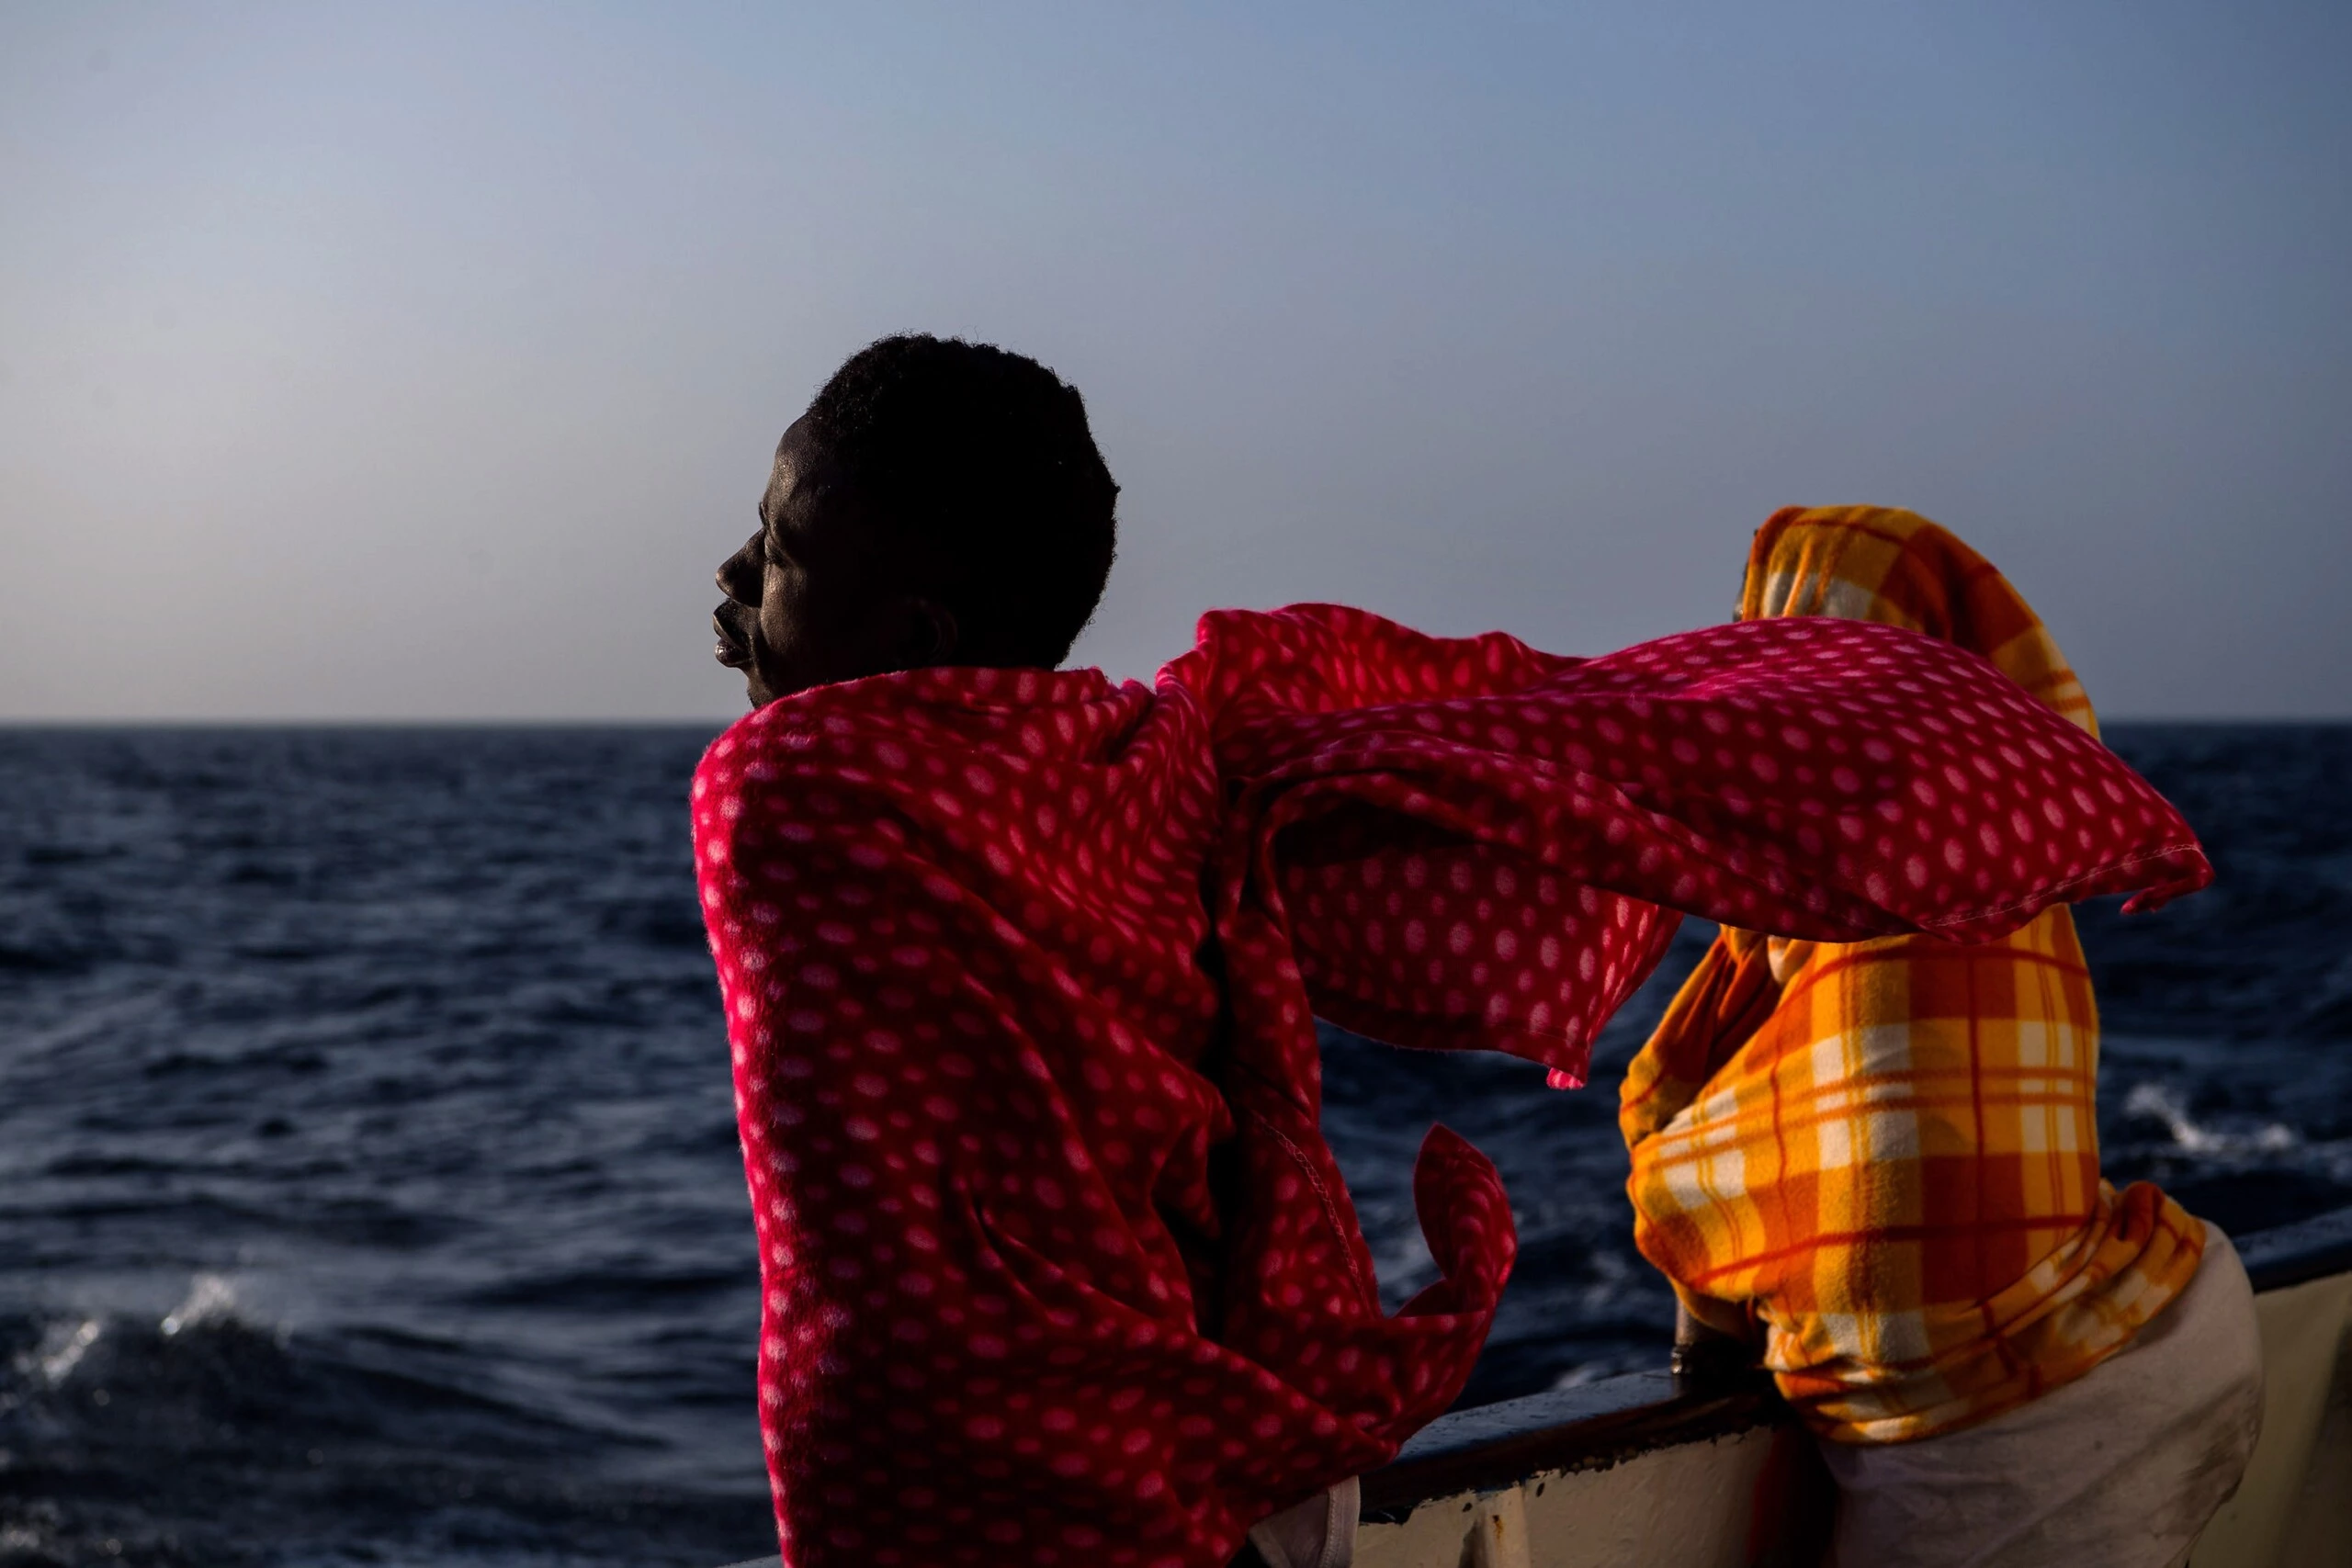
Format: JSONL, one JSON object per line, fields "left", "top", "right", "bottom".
{"left": 702, "top": 334, "right": 2215, "bottom": 1568}
{"left": 1623, "top": 507, "right": 2264, "bottom": 1568}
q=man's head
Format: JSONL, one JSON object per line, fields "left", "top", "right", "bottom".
{"left": 715, "top": 334, "right": 1118, "bottom": 705}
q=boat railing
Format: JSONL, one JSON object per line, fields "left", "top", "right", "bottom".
{"left": 2234, "top": 1201, "right": 2352, "bottom": 1294}
{"left": 1361, "top": 1366, "right": 1781, "bottom": 1520}
{"left": 715, "top": 1201, "right": 2352, "bottom": 1566}
{"left": 1364, "top": 1201, "right": 2352, "bottom": 1514}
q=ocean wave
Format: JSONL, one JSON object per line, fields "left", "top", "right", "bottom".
{"left": 0, "top": 1274, "right": 765, "bottom": 1568}
{"left": 2122, "top": 1082, "right": 2301, "bottom": 1160}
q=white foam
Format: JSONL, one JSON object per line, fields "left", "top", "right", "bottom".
{"left": 2124, "top": 1082, "right": 2300, "bottom": 1157}
{"left": 32, "top": 1318, "right": 101, "bottom": 1385}
{"left": 159, "top": 1271, "right": 240, "bottom": 1337}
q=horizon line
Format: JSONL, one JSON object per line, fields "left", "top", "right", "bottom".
{"left": 3, "top": 713, "right": 2347, "bottom": 729}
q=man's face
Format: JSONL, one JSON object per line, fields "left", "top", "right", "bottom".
{"left": 714, "top": 417, "right": 923, "bottom": 706}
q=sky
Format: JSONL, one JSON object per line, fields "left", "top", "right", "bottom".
{"left": 2, "top": 1, "right": 2346, "bottom": 721}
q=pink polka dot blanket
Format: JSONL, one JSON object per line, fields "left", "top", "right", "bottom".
{"left": 690, "top": 603, "right": 2209, "bottom": 1567}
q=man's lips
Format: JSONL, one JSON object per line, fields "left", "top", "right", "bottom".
{"left": 713, "top": 612, "right": 752, "bottom": 669}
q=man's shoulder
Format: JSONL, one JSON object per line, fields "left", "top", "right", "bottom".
{"left": 689, "top": 665, "right": 1173, "bottom": 867}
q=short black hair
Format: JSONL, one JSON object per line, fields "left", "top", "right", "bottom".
{"left": 803, "top": 334, "right": 1118, "bottom": 670}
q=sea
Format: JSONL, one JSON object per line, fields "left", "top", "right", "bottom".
{"left": 1, "top": 724, "right": 2345, "bottom": 1567}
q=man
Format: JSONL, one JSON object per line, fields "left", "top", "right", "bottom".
{"left": 697, "top": 338, "right": 2212, "bottom": 1567}
{"left": 1623, "top": 508, "right": 2264, "bottom": 1568}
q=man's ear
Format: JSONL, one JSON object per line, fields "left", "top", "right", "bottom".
{"left": 896, "top": 595, "right": 960, "bottom": 670}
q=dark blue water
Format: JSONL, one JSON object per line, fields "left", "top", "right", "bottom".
{"left": 0, "top": 725, "right": 2344, "bottom": 1566}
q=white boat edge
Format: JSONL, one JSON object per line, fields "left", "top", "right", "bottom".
{"left": 717, "top": 1201, "right": 2352, "bottom": 1568}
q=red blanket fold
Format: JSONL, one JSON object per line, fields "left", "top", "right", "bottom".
{"left": 692, "top": 604, "right": 2208, "bottom": 1567}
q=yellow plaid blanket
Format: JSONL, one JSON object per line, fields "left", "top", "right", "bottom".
{"left": 1621, "top": 507, "right": 2207, "bottom": 1444}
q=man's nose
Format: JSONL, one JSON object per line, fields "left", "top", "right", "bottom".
{"left": 718, "top": 534, "right": 762, "bottom": 603}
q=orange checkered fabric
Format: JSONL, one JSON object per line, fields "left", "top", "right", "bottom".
{"left": 1621, "top": 507, "right": 2206, "bottom": 1444}
{"left": 1737, "top": 504, "right": 2098, "bottom": 737}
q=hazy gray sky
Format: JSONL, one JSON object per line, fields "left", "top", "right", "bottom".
{"left": 4, "top": 2, "right": 2345, "bottom": 720}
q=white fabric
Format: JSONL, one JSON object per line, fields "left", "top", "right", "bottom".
{"left": 1245, "top": 1476, "right": 1359, "bottom": 1568}
{"left": 1821, "top": 1222, "right": 2265, "bottom": 1568}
